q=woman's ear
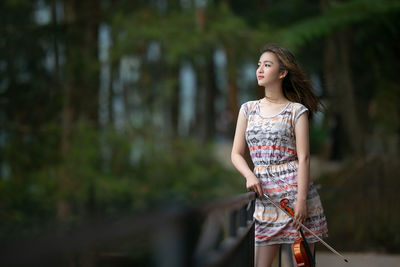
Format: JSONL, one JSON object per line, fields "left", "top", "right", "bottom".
{"left": 279, "top": 69, "right": 288, "bottom": 79}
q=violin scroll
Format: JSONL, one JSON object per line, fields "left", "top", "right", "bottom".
{"left": 279, "top": 198, "right": 293, "bottom": 216}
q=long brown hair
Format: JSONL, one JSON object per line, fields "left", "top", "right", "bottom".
{"left": 260, "top": 44, "right": 323, "bottom": 120}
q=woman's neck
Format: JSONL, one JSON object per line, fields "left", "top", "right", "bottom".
{"left": 263, "top": 84, "right": 287, "bottom": 104}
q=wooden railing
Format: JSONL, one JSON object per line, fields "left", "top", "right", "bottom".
{"left": 0, "top": 192, "right": 256, "bottom": 267}
{"left": 194, "top": 191, "right": 256, "bottom": 267}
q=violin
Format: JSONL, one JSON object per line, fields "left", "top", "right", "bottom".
{"left": 262, "top": 193, "right": 349, "bottom": 264}
{"left": 280, "top": 198, "right": 314, "bottom": 267}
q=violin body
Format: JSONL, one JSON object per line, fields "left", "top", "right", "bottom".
{"left": 293, "top": 240, "right": 312, "bottom": 267}
{"left": 280, "top": 198, "right": 314, "bottom": 267}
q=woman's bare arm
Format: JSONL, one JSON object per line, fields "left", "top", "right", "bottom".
{"left": 231, "top": 109, "right": 263, "bottom": 199}
{"left": 293, "top": 112, "right": 310, "bottom": 229}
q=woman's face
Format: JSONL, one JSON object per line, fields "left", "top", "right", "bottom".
{"left": 256, "top": 52, "right": 285, "bottom": 87}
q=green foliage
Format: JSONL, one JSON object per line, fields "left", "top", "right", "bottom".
{"left": 278, "top": 0, "right": 400, "bottom": 48}
{"left": 0, "top": 122, "right": 242, "bottom": 236}
{"left": 111, "top": 2, "right": 265, "bottom": 66}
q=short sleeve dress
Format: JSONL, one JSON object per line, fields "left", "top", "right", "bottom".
{"left": 240, "top": 99, "right": 328, "bottom": 246}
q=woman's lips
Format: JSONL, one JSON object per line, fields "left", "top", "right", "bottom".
{"left": 257, "top": 76, "right": 264, "bottom": 79}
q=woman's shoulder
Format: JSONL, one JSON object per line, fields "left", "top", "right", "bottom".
{"left": 289, "top": 102, "right": 309, "bottom": 126}
{"left": 290, "top": 101, "right": 308, "bottom": 111}
{"left": 241, "top": 99, "right": 258, "bottom": 108}
{"left": 240, "top": 100, "right": 259, "bottom": 119}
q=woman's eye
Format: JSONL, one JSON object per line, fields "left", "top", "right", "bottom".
{"left": 265, "top": 64, "right": 271, "bottom": 67}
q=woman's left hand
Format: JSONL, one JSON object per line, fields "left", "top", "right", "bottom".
{"left": 293, "top": 199, "right": 307, "bottom": 230}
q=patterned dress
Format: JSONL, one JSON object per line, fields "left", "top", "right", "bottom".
{"left": 240, "top": 99, "right": 328, "bottom": 246}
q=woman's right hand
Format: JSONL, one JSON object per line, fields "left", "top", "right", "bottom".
{"left": 246, "top": 176, "right": 263, "bottom": 199}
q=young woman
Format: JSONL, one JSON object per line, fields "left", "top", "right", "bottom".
{"left": 231, "top": 44, "right": 328, "bottom": 267}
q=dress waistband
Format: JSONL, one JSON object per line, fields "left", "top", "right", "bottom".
{"left": 253, "top": 158, "right": 297, "bottom": 167}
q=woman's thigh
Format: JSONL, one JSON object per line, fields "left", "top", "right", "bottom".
{"left": 255, "top": 244, "right": 280, "bottom": 267}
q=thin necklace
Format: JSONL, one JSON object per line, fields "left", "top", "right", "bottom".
{"left": 261, "top": 97, "right": 288, "bottom": 105}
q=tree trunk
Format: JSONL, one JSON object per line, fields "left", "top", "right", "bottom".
{"left": 63, "top": 0, "right": 100, "bottom": 132}
{"left": 61, "top": 0, "right": 75, "bottom": 156}
{"left": 51, "top": 0, "right": 60, "bottom": 89}
{"left": 322, "top": 0, "right": 363, "bottom": 158}
{"left": 170, "top": 64, "right": 180, "bottom": 136}
{"left": 205, "top": 56, "right": 217, "bottom": 140}
{"left": 225, "top": 46, "right": 239, "bottom": 122}
{"left": 60, "top": 0, "right": 101, "bottom": 220}
{"left": 194, "top": 61, "right": 206, "bottom": 142}
{"left": 335, "top": 31, "right": 363, "bottom": 155}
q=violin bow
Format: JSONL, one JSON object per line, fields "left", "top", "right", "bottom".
{"left": 262, "top": 193, "right": 349, "bottom": 263}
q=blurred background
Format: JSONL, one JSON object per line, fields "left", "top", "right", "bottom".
{"left": 0, "top": 0, "right": 399, "bottom": 265}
